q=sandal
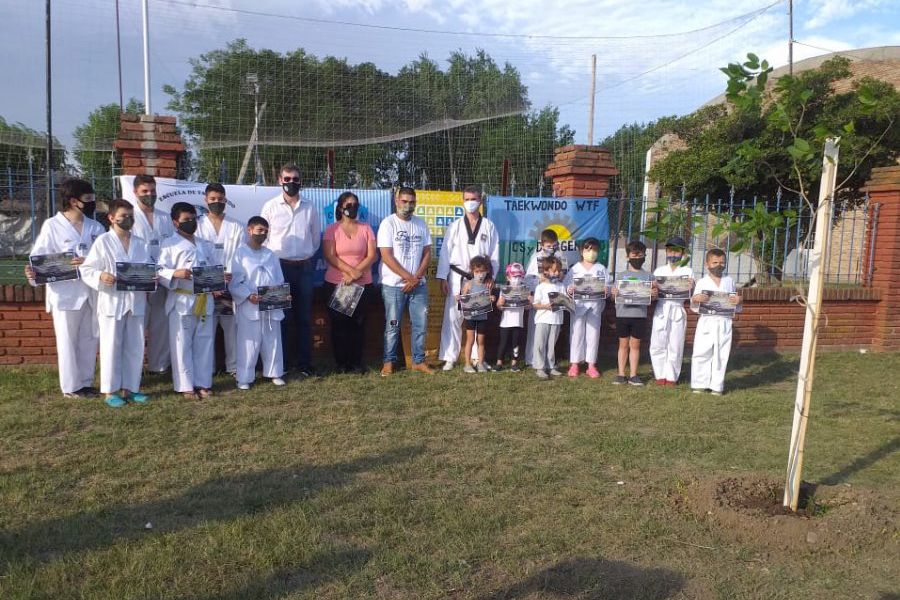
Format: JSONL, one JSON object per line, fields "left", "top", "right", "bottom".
{"left": 182, "top": 391, "right": 198, "bottom": 400}
{"left": 197, "top": 388, "right": 213, "bottom": 399}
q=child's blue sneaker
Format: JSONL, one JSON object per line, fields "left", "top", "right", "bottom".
{"left": 130, "top": 392, "right": 150, "bottom": 404}
{"left": 105, "top": 395, "right": 127, "bottom": 408}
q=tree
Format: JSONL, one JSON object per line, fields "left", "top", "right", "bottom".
{"left": 0, "top": 117, "right": 65, "bottom": 175}
{"left": 649, "top": 57, "right": 900, "bottom": 205}
{"left": 73, "top": 99, "right": 144, "bottom": 200}
{"left": 163, "top": 40, "right": 572, "bottom": 193}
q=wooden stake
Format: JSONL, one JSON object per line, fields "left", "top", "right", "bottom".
{"left": 783, "top": 138, "right": 839, "bottom": 511}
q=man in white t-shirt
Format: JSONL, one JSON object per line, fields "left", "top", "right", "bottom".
{"left": 377, "top": 187, "right": 434, "bottom": 377}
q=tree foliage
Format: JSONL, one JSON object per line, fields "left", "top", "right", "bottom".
{"left": 650, "top": 57, "right": 900, "bottom": 205}
{"left": 164, "top": 40, "right": 573, "bottom": 192}
{"left": 73, "top": 99, "right": 144, "bottom": 200}
{"left": 0, "top": 117, "right": 65, "bottom": 175}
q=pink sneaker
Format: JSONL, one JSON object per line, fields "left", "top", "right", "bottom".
{"left": 567, "top": 364, "right": 579, "bottom": 377}
{"left": 586, "top": 365, "right": 601, "bottom": 379}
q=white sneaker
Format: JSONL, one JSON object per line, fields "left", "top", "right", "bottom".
{"left": 237, "top": 382, "right": 250, "bottom": 391}
{"left": 271, "top": 377, "right": 286, "bottom": 386}
{"left": 476, "top": 362, "right": 489, "bottom": 373}
{"left": 463, "top": 364, "right": 477, "bottom": 374}
{"left": 442, "top": 361, "right": 455, "bottom": 371}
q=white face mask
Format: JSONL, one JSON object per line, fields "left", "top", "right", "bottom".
{"left": 509, "top": 276, "right": 523, "bottom": 286}
{"left": 474, "top": 272, "right": 486, "bottom": 282}
{"left": 463, "top": 200, "right": 480, "bottom": 213}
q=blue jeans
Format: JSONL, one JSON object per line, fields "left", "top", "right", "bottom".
{"left": 279, "top": 260, "right": 314, "bottom": 370}
{"left": 382, "top": 283, "right": 428, "bottom": 365}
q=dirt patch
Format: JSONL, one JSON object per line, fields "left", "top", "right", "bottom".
{"left": 670, "top": 474, "right": 898, "bottom": 554}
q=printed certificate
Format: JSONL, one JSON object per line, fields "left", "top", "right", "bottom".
{"left": 115, "top": 262, "right": 157, "bottom": 292}
{"left": 29, "top": 252, "right": 79, "bottom": 285}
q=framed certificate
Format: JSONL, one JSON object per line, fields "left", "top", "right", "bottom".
{"left": 655, "top": 275, "right": 692, "bottom": 300}
{"left": 258, "top": 283, "right": 291, "bottom": 312}
{"left": 499, "top": 284, "right": 530, "bottom": 308}
{"left": 115, "top": 262, "right": 157, "bottom": 292}
{"left": 29, "top": 251, "right": 79, "bottom": 285}
{"left": 192, "top": 264, "right": 226, "bottom": 294}
{"left": 547, "top": 291, "right": 576, "bottom": 312}
{"left": 328, "top": 282, "right": 364, "bottom": 317}
{"left": 459, "top": 289, "right": 492, "bottom": 319}
{"left": 615, "top": 279, "right": 652, "bottom": 305}
{"left": 572, "top": 274, "right": 607, "bottom": 300}
{"left": 696, "top": 290, "right": 742, "bottom": 317}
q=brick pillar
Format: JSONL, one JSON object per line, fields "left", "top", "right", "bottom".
{"left": 865, "top": 165, "right": 900, "bottom": 351}
{"left": 544, "top": 145, "right": 618, "bottom": 198}
{"left": 113, "top": 114, "right": 185, "bottom": 177}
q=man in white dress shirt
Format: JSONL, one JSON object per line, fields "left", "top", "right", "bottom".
{"left": 260, "top": 164, "right": 321, "bottom": 376}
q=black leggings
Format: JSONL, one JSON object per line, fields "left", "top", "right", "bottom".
{"left": 323, "top": 282, "right": 373, "bottom": 370}
{"left": 496, "top": 326, "right": 524, "bottom": 362}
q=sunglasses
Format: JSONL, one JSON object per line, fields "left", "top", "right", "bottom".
{"left": 282, "top": 176, "right": 301, "bottom": 183}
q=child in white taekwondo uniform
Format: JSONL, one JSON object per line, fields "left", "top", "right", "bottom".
{"left": 650, "top": 236, "right": 695, "bottom": 385}
{"left": 691, "top": 248, "right": 742, "bottom": 395}
{"left": 229, "top": 216, "right": 289, "bottom": 390}
{"left": 26, "top": 178, "right": 104, "bottom": 398}
{"left": 157, "top": 202, "right": 224, "bottom": 399}
{"left": 79, "top": 199, "right": 153, "bottom": 407}
{"left": 564, "top": 237, "right": 610, "bottom": 378}
{"left": 130, "top": 174, "right": 175, "bottom": 374}
{"left": 436, "top": 186, "right": 500, "bottom": 370}
{"left": 196, "top": 183, "right": 246, "bottom": 376}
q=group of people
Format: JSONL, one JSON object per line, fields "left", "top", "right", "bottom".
{"left": 27, "top": 167, "right": 741, "bottom": 407}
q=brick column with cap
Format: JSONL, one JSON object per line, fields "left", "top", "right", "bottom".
{"left": 113, "top": 114, "right": 185, "bottom": 177}
{"left": 864, "top": 165, "right": 900, "bottom": 351}
{"left": 544, "top": 144, "right": 619, "bottom": 198}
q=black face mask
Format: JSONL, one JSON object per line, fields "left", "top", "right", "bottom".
{"left": 178, "top": 219, "right": 197, "bottom": 235}
{"left": 629, "top": 257, "right": 645, "bottom": 269}
{"left": 138, "top": 193, "right": 157, "bottom": 208}
{"left": 342, "top": 204, "right": 359, "bottom": 220}
{"left": 207, "top": 202, "right": 226, "bottom": 216}
{"left": 250, "top": 233, "right": 267, "bottom": 245}
{"left": 709, "top": 265, "right": 726, "bottom": 277}
{"left": 282, "top": 182, "right": 301, "bottom": 197}
{"left": 78, "top": 201, "right": 96, "bottom": 219}
{"left": 117, "top": 215, "right": 135, "bottom": 231}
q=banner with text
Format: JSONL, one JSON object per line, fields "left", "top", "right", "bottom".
{"left": 486, "top": 196, "right": 609, "bottom": 280}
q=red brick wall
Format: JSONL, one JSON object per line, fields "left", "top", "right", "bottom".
{"left": 0, "top": 285, "right": 56, "bottom": 365}
{"left": 865, "top": 166, "right": 900, "bottom": 350}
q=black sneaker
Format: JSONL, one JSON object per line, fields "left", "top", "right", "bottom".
{"left": 510, "top": 364, "right": 521, "bottom": 372}
{"left": 77, "top": 387, "right": 99, "bottom": 396}
{"left": 627, "top": 376, "right": 644, "bottom": 386}
{"left": 493, "top": 364, "right": 504, "bottom": 372}
{"left": 612, "top": 375, "right": 627, "bottom": 385}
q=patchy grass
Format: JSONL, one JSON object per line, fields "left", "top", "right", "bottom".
{"left": 0, "top": 351, "right": 897, "bottom": 599}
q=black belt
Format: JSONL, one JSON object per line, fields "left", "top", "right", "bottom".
{"left": 449, "top": 264, "right": 472, "bottom": 280}
{"left": 280, "top": 258, "right": 311, "bottom": 266}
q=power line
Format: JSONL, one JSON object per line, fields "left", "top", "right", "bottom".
{"left": 158, "top": 0, "right": 785, "bottom": 41}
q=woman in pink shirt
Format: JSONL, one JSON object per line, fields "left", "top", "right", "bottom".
{"left": 322, "top": 192, "right": 377, "bottom": 372}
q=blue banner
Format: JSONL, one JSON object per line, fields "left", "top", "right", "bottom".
{"left": 487, "top": 196, "right": 609, "bottom": 280}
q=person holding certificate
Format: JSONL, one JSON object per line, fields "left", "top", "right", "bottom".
{"left": 650, "top": 236, "right": 695, "bottom": 386}
{"left": 157, "top": 202, "right": 221, "bottom": 399}
{"left": 25, "top": 178, "right": 105, "bottom": 398}
{"left": 690, "top": 248, "right": 742, "bottom": 395}
{"left": 564, "top": 237, "right": 610, "bottom": 379}
{"left": 230, "top": 216, "right": 289, "bottom": 390}
{"left": 79, "top": 199, "right": 153, "bottom": 407}
{"left": 322, "top": 191, "right": 377, "bottom": 373}
{"left": 611, "top": 240, "right": 656, "bottom": 385}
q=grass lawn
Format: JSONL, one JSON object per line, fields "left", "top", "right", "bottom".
{"left": 0, "top": 351, "right": 897, "bottom": 599}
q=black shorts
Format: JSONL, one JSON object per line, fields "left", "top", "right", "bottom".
{"left": 464, "top": 319, "right": 486, "bottom": 332}
{"left": 616, "top": 317, "right": 646, "bottom": 340}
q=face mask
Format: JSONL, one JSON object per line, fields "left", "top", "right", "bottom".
{"left": 582, "top": 250, "right": 598, "bottom": 263}
{"left": 116, "top": 215, "right": 134, "bottom": 231}
{"left": 398, "top": 205, "right": 415, "bottom": 218}
{"left": 463, "top": 200, "right": 480, "bottom": 214}
{"left": 138, "top": 193, "right": 157, "bottom": 208}
{"left": 178, "top": 219, "right": 197, "bottom": 235}
{"left": 509, "top": 276, "right": 522, "bottom": 287}
{"left": 250, "top": 233, "right": 267, "bottom": 245}
{"left": 629, "top": 257, "right": 645, "bottom": 269}
{"left": 542, "top": 245, "right": 558, "bottom": 257}
{"left": 709, "top": 265, "right": 726, "bottom": 277}
{"left": 666, "top": 254, "right": 683, "bottom": 264}
{"left": 474, "top": 272, "right": 486, "bottom": 282}
{"left": 548, "top": 275, "right": 560, "bottom": 283}
{"left": 207, "top": 202, "right": 226, "bottom": 216}
{"left": 282, "top": 182, "right": 301, "bottom": 197}
{"left": 342, "top": 204, "right": 359, "bottom": 220}
{"left": 78, "top": 201, "right": 96, "bottom": 219}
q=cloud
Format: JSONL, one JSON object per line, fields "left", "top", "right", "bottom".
{"left": 804, "top": 0, "right": 893, "bottom": 29}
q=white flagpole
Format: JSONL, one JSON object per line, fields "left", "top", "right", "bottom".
{"left": 142, "top": 0, "right": 151, "bottom": 115}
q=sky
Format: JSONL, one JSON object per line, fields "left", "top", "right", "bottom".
{"left": 0, "top": 0, "right": 898, "bottom": 154}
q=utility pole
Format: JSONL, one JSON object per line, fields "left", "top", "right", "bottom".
{"left": 45, "top": 0, "right": 53, "bottom": 219}
{"left": 115, "top": 0, "right": 124, "bottom": 111}
{"left": 142, "top": 0, "right": 151, "bottom": 114}
{"left": 587, "top": 54, "right": 597, "bottom": 145}
{"left": 788, "top": 0, "right": 794, "bottom": 76}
